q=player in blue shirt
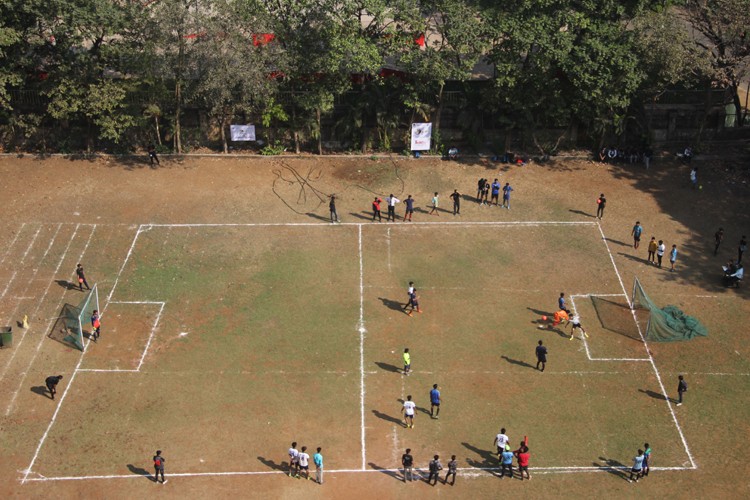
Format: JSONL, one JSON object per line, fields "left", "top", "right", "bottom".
{"left": 631, "top": 221, "right": 643, "bottom": 249}
{"left": 502, "top": 183, "right": 513, "bottom": 209}
{"left": 670, "top": 245, "right": 678, "bottom": 272}
{"left": 558, "top": 293, "right": 566, "bottom": 311}
{"left": 501, "top": 448, "right": 514, "bottom": 478}
{"left": 491, "top": 179, "right": 501, "bottom": 206}
{"left": 430, "top": 384, "right": 441, "bottom": 419}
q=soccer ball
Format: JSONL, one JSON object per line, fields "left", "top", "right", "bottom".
{"left": 541, "top": 315, "right": 547, "bottom": 321}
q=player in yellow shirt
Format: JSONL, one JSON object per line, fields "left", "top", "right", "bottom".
{"left": 403, "top": 348, "right": 411, "bottom": 376}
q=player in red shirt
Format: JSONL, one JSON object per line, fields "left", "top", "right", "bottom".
{"left": 372, "top": 197, "right": 383, "bottom": 222}
{"left": 514, "top": 443, "right": 530, "bottom": 480}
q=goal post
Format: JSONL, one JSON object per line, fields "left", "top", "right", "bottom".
{"left": 76, "top": 283, "right": 100, "bottom": 349}
{"left": 48, "top": 284, "right": 99, "bottom": 351}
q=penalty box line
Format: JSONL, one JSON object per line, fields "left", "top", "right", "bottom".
{"left": 22, "top": 465, "right": 695, "bottom": 483}
{"left": 596, "top": 223, "right": 697, "bottom": 470}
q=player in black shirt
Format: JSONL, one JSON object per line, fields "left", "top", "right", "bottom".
{"left": 45, "top": 375, "right": 63, "bottom": 400}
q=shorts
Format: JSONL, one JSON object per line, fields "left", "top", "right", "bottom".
{"left": 299, "top": 465, "right": 309, "bottom": 471}
{"left": 631, "top": 468, "right": 641, "bottom": 474}
{"left": 431, "top": 402, "right": 440, "bottom": 406}
{"left": 537, "top": 356, "right": 547, "bottom": 363}
{"left": 404, "top": 364, "right": 411, "bottom": 370}
{"left": 572, "top": 322, "right": 582, "bottom": 329}
{"left": 406, "top": 209, "right": 414, "bottom": 214}
{"left": 519, "top": 466, "right": 528, "bottom": 472}
{"left": 405, "top": 413, "right": 414, "bottom": 418}
{"left": 634, "top": 235, "right": 641, "bottom": 241}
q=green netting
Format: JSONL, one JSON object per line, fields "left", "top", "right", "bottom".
{"left": 632, "top": 278, "right": 708, "bottom": 342}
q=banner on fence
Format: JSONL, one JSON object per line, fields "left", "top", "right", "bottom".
{"left": 230, "top": 124, "right": 256, "bottom": 141}
{"left": 410, "top": 123, "right": 432, "bottom": 151}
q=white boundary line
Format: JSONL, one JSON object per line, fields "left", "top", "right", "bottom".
{"left": 145, "top": 221, "right": 598, "bottom": 228}
{"left": 22, "top": 465, "right": 693, "bottom": 482}
{"left": 357, "top": 224, "right": 367, "bottom": 471}
{"left": 596, "top": 223, "right": 697, "bottom": 469}
{"left": 106, "top": 226, "right": 145, "bottom": 304}
{"left": 0, "top": 222, "right": 26, "bottom": 267}
{"left": 0, "top": 224, "right": 44, "bottom": 301}
{"left": 569, "top": 294, "right": 650, "bottom": 362}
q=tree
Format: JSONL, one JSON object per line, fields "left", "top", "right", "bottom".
{"left": 682, "top": 0, "right": 750, "bottom": 126}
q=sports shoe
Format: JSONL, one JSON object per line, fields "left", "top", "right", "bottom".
{"left": 676, "top": 403, "right": 682, "bottom": 406}
{"left": 162, "top": 480, "right": 168, "bottom": 484}
{"left": 570, "top": 335, "right": 574, "bottom": 341}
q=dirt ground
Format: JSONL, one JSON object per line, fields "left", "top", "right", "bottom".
{"left": 0, "top": 153, "right": 749, "bottom": 499}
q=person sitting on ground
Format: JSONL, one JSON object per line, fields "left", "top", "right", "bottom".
{"left": 725, "top": 264, "right": 744, "bottom": 287}
{"left": 447, "top": 147, "right": 458, "bottom": 160}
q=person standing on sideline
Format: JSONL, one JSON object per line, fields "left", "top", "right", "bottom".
{"left": 427, "top": 455, "right": 443, "bottom": 485}
{"left": 647, "top": 237, "right": 658, "bottom": 264}
{"left": 148, "top": 144, "right": 160, "bottom": 166}
{"left": 430, "top": 384, "right": 441, "bottom": 418}
{"left": 45, "top": 375, "right": 63, "bottom": 400}
{"left": 313, "top": 447, "right": 324, "bottom": 484}
{"left": 514, "top": 444, "right": 530, "bottom": 480}
{"left": 402, "top": 448, "right": 414, "bottom": 482}
{"left": 403, "top": 348, "right": 411, "bottom": 376}
{"left": 568, "top": 313, "right": 588, "bottom": 340}
{"left": 404, "top": 195, "right": 415, "bottom": 222}
{"left": 76, "top": 263, "right": 90, "bottom": 291}
{"left": 153, "top": 450, "right": 167, "bottom": 484}
{"left": 445, "top": 455, "right": 457, "bottom": 485}
{"left": 676, "top": 375, "right": 688, "bottom": 406}
{"left": 494, "top": 428, "right": 510, "bottom": 458}
{"left": 596, "top": 194, "right": 606, "bottom": 219}
{"left": 690, "top": 167, "right": 698, "bottom": 189}
{"left": 558, "top": 292, "right": 566, "bottom": 311}
{"left": 669, "top": 244, "right": 678, "bottom": 271}
{"left": 481, "top": 180, "right": 490, "bottom": 205}
{"left": 372, "top": 197, "right": 383, "bottom": 222}
{"left": 642, "top": 443, "right": 652, "bottom": 477}
{"left": 491, "top": 179, "right": 501, "bottom": 206}
{"left": 386, "top": 194, "right": 400, "bottom": 222}
{"left": 429, "top": 192, "right": 440, "bottom": 215}
{"left": 502, "top": 182, "right": 513, "bottom": 209}
{"left": 714, "top": 228, "right": 724, "bottom": 255}
{"left": 406, "top": 289, "right": 421, "bottom": 316}
{"left": 739, "top": 235, "right": 747, "bottom": 264}
{"left": 288, "top": 442, "right": 300, "bottom": 477}
{"left": 656, "top": 240, "right": 666, "bottom": 268}
{"left": 297, "top": 446, "right": 311, "bottom": 480}
{"left": 329, "top": 195, "right": 339, "bottom": 223}
{"left": 402, "top": 394, "right": 416, "bottom": 428}
{"left": 450, "top": 189, "right": 461, "bottom": 215}
{"left": 91, "top": 310, "right": 101, "bottom": 342}
{"left": 501, "top": 446, "right": 514, "bottom": 478}
{"left": 535, "top": 340, "right": 548, "bottom": 372}
{"left": 476, "top": 178, "right": 485, "bottom": 203}
{"left": 628, "top": 449, "right": 645, "bottom": 482}
{"left": 631, "top": 221, "right": 643, "bottom": 249}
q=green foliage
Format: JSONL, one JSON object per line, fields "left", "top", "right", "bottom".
{"left": 260, "top": 140, "right": 286, "bottom": 155}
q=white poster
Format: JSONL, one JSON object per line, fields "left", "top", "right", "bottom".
{"left": 230, "top": 124, "right": 256, "bottom": 142}
{"left": 410, "top": 122, "right": 432, "bottom": 151}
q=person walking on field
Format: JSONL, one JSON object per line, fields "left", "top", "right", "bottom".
{"left": 647, "top": 237, "right": 658, "bottom": 264}
{"left": 45, "top": 375, "right": 63, "bottom": 400}
{"left": 430, "top": 192, "right": 440, "bottom": 215}
{"left": 676, "top": 375, "right": 688, "bottom": 406}
{"left": 402, "top": 394, "right": 416, "bottom": 428}
{"left": 403, "top": 348, "right": 411, "bottom": 376}
{"left": 476, "top": 178, "right": 485, "bottom": 203}
{"left": 427, "top": 455, "right": 443, "bottom": 485}
{"left": 568, "top": 313, "right": 588, "bottom": 341}
{"left": 501, "top": 446, "right": 514, "bottom": 478}
{"left": 445, "top": 455, "right": 457, "bottom": 485}
{"left": 372, "top": 197, "right": 383, "bottom": 222}
{"left": 690, "top": 167, "right": 698, "bottom": 189}
{"left": 631, "top": 221, "right": 643, "bottom": 249}
{"left": 288, "top": 442, "right": 300, "bottom": 477}
{"left": 76, "top": 263, "right": 90, "bottom": 291}
{"left": 450, "top": 189, "right": 461, "bottom": 215}
{"left": 558, "top": 292, "right": 566, "bottom": 311}
{"left": 386, "top": 194, "right": 400, "bottom": 222}
{"left": 502, "top": 182, "right": 513, "bottom": 209}
{"left": 714, "top": 228, "right": 724, "bottom": 255}
{"left": 628, "top": 449, "right": 645, "bottom": 483}
{"left": 656, "top": 240, "right": 666, "bottom": 268}
{"left": 535, "top": 340, "right": 548, "bottom": 372}
{"left": 596, "top": 194, "right": 606, "bottom": 219}
{"left": 404, "top": 195, "right": 415, "bottom": 222}
{"left": 402, "top": 281, "right": 415, "bottom": 312}
{"left": 406, "top": 289, "right": 421, "bottom": 316}
{"left": 402, "top": 448, "right": 415, "bottom": 482}
{"left": 148, "top": 144, "right": 160, "bottom": 166}
{"left": 313, "top": 447, "right": 324, "bottom": 484}
{"left": 669, "top": 244, "right": 678, "bottom": 272}
{"left": 329, "top": 195, "right": 339, "bottom": 223}
{"left": 430, "top": 384, "right": 441, "bottom": 419}
{"left": 494, "top": 428, "right": 510, "bottom": 458}
{"left": 153, "top": 450, "right": 167, "bottom": 484}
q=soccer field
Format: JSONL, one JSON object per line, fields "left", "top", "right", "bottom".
{"left": 17, "top": 220, "right": 694, "bottom": 482}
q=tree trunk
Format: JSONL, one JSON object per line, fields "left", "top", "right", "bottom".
{"left": 221, "top": 118, "right": 228, "bottom": 154}
{"left": 174, "top": 81, "right": 182, "bottom": 153}
{"left": 292, "top": 105, "right": 300, "bottom": 154}
{"left": 732, "top": 83, "right": 743, "bottom": 127}
{"left": 432, "top": 83, "right": 444, "bottom": 153}
{"left": 154, "top": 116, "right": 162, "bottom": 146}
{"left": 316, "top": 107, "right": 322, "bottom": 155}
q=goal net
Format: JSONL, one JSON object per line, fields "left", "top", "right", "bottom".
{"left": 631, "top": 277, "right": 708, "bottom": 342}
{"left": 48, "top": 284, "right": 99, "bottom": 351}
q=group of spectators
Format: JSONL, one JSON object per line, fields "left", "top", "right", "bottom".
{"left": 597, "top": 146, "right": 654, "bottom": 168}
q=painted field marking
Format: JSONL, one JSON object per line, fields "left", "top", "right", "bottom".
{"left": 0, "top": 222, "right": 26, "bottom": 267}
{"left": 596, "top": 222, "right": 696, "bottom": 469}
{"left": 357, "top": 224, "right": 367, "bottom": 471}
